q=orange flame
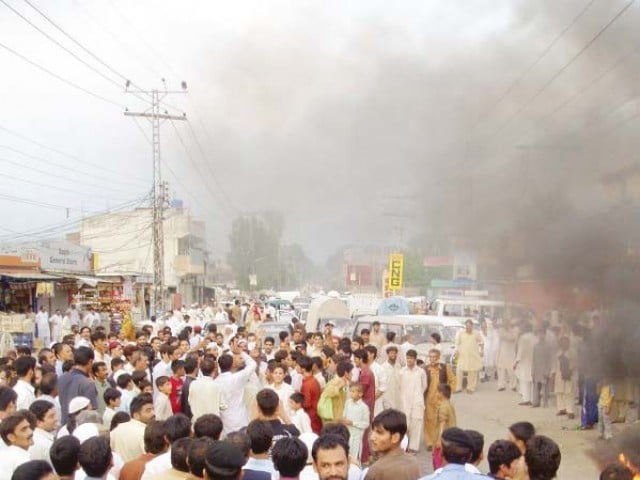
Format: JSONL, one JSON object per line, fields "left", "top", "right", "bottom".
{"left": 618, "top": 453, "right": 640, "bottom": 480}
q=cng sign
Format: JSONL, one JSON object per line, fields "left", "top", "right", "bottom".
{"left": 387, "top": 253, "right": 404, "bottom": 292}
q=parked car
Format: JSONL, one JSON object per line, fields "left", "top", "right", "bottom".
{"left": 353, "top": 315, "right": 463, "bottom": 365}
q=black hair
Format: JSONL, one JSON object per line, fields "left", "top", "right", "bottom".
{"left": 442, "top": 436, "right": 473, "bottom": 465}
{"left": 74, "top": 346, "right": 94, "bottom": 366}
{"left": 264, "top": 336, "right": 275, "bottom": 345}
{"left": 290, "top": 392, "right": 304, "bottom": 405}
{"left": 103, "top": 387, "right": 122, "bottom": 406}
{"left": 184, "top": 356, "right": 198, "bottom": 375}
{"left": 200, "top": 357, "right": 217, "bottom": 376}
{"left": 218, "top": 354, "right": 233, "bottom": 373}
{"left": 14, "top": 356, "right": 36, "bottom": 377}
{"left": 165, "top": 413, "right": 192, "bottom": 442}
{"left": 364, "top": 345, "right": 378, "bottom": 358}
{"left": 509, "top": 421, "right": 536, "bottom": 445}
{"left": 405, "top": 349, "right": 417, "bottom": 359}
{"left": 144, "top": 420, "right": 169, "bottom": 454}
{"left": 188, "top": 437, "right": 215, "bottom": 478}
{"left": 194, "top": 414, "right": 223, "bottom": 441}
{"left": 90, "top": 331, "right": 106, "bottom": 344}
{"left": 226, "top": 431, "right": 251, "bottom": 458}
{"left": 155, "top": 375, "right": 170, "bottom": 388}
{"left": 130, "top": 393, "right": 154, "bottom": 416}
{"left": 50, "top": 436, "right": 81, "bottom": 476}
{"left": 272, "top": 437, "right": 308, "bottom": 477}
{"left": 465, "top": 430, "right": 484, "bottom": 464}
{"left": 171, "top": 359, "right": 185, "bottom": 373}
{"left": 256, "top": 388, "right": 279, "bottom": 416}
{"left": 372, "top": 409, "right": 407, "bottom": 439}
{"left": 39, "top": 372, "right": 57, "bottom": 396}
{"left": 171, "top": 437, "right": 192, "bottom": 472}
{"left": 336, "top": 361, "right": 353, "bottom": 378}
{"left": 111, "top": 357, "right": 125, "bottom": 370}
{"left": 28, "top": 399, "right": 54, "bottom": 422}
{"left": 91, "top": 361, "right": 107, "bottom": 376}
{"left": 320, "top": 423, "right": 350, "bottom": 442}
{"left": 311, "top": 433, "right": 349, "bottom": 463}
{"left": 488, "top": 440, "right": 522, "bottom": 475}
{"left": 0, "top": 386, "right": 17, "bottom": 411}
{"left": 11, "top": 460, "right": 54, "bottom": 480}
{"left": 430, "top": 332, "right": 442, "bottom": 343}
{"left": 0, "top": 411, "right": 30, "bottom": 444}
{"left": 110, "top": 412, "right": 130, "bottom": 431}
{"left": 246, "top": 420, "right": 274, "bottom": 455}
{"left": 297, "top": 355, "right": 313, "bottom": 373}
{"left": 278, "top": 331, "right": 289, "bottom": 342}
{"left": 386, "top": 331, "right": 396, "bottom": 342}
{"left": 117, "top": 373, "right": 133, "bottom": 389}
{"left": 78, "top": 436, "right": 112, "bottom": 478}
{"left": 524, "top": 435, "right": 561, "bottom": 480}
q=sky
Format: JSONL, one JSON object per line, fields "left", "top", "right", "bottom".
{"left": 0, "top": 0, "right": 639, "bottom": 261}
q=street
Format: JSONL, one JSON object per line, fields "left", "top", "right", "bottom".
{"left": 416, "top": 378, "right": 606, "bottom": 478}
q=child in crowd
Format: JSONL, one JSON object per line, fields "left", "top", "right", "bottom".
{"left": 433, "top": 383, "right": 457, "bottom": 470}
{"left": 598, "top": 377, "right": 615, "bottom": 440}
{"left": 169, "top": 360, "right": 185, "bottom": 414}
{"left": 341, "top": 382, "right": 370, "bottom": 463}
{"left": 288, "top": 392, "right": 312, "bottom": 434}
{"left": 116, "top": 373, "right": 135, "bottom": 414}
{"left": 102, "top": 387, "right": 121, "bottom": 427}
{"left": 154, "top": 376, "right": 173, "bottom": 421}
{"left": 268, "top": 363, "right": 295, "bottom": 416}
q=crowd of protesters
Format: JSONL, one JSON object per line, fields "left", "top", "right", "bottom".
{"left": 0, "top": 303, "right": 633, "bottom": 479}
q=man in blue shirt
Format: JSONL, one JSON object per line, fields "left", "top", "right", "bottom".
{"left": 420, "top": 427, "right": 491, "bottom": 479}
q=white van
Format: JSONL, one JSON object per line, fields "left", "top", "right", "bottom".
{"left": 431, "top": 298, "right": 530, "bottom": 321}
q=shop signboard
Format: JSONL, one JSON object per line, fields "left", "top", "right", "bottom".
{"left": 1, "top": 241, "right": 92, "bottom": 274}
{"left": 387, "top": 253, "right": 404, "bottom": 293}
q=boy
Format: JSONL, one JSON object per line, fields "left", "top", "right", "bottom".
{"left": 116, "top": 373, "right": 135, "bottom": 414}
{"left": 102, "top": 387, "right": 121, "bottom": 427}
{"left": 169, "top": 360, "right": 185, "bottom": 414}
{"left": 433, "top": 383, "right": 457, "bottom": 470}
{"left": 598, "top": 377, "right": 615, "bottom": 440}
{"left": 288, "top": 393, "right": 312, "bottom": 434}
{"left": 341, "top": 382, "right": 370, "bottom": 463}
{"left": 268, "top": 363, "right": 295, "bottom": 416}
{"left": 154, "top": 376, "right": 173, "bottom": 421}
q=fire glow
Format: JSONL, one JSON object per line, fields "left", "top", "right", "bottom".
{"left": 618, "top": 453, "right": 640, "bottom": 480}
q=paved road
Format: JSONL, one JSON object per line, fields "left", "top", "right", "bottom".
{"left": 413, "top": 377, "right": 604, "bottom": 478}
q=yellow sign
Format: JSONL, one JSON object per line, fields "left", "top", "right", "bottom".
{"left": 387, "top": 253, "right": 404, "bottom": 292}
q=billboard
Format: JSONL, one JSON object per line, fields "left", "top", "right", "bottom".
{"left": 387, "top": 253, "right": 404, "bottom": 292}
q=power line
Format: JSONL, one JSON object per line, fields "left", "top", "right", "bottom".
{"left": 0, "top": 40, "right": 123, "bottom": 108}
{"left": 0, "top": 148, "right": 141, "bottom": 195}
{"left": 186, "top": 120, "right": 237, "bottom": 214}
{"left": 0, "top": 168, "right": 137, "bottom": 202}
{"left": 169, "top": 119, "right": 232, "bottom": 216}
{"left": 0, "top": 193, "right": 150, "bottom": 241}
{"left": 106, "top": 0, "right": 181, "bottom": 81}
{"left": 0, "top": 124, "right": 149, "bottom": 184}
{"left": 1, "top": 0, "right": 123, "bottom": 90}
{"left": 490, "top": 0, "right": 636, "bottom": 140}
{"left": 130, "top": 116, "right": 225, "bottom": 222}
{"left": 0, "top": 192, "right": 80, "bottom": 212}
{"left": 21, "top": 0, "right": 142, "bottom": 91}
{"left": 469, "top": 0, "right": 599, "bottom": 133}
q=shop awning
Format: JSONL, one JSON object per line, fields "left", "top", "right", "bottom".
{"left": 60, "top": 275, "right": 109, "bottom": 287}
{"left": 0, "top": 272, "right": 62, "bottom": 281}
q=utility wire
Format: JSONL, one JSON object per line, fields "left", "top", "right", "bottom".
{"left": 0, "top": 168, "right": 137, "bottom": 202}
{"left": 0, "top": 148, "right": 141, "bottom": 195}
{"left": 186, "top": 120, "right": 237, "bottom": 214}
{"left": 469, "top": 0, "right": 599, "bottom": 133}
{"left": 0, "top": 192, "right": 81, "bottom": 211}
{"left": 169, "top": 119, "right": 232, "bottom": 217}
{"left": 0, "top": 40, "right": 124, "bottom": 108}
{"left": 0, "top": 124, "right": 149, "bottom": 184}
{"left": 21, "top": 0, "right": 143, "bottom": 91}
{"left": 0, "top": 144, "right": 146, "bottom": 191}
{"left": 490, "top": 0, "right": 636, "bottom": 140}
{"left": 2, "top": 0, "right": 123, "bottom": 91}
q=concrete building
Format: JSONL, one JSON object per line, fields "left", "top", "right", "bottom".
{"left": 73, "top": 205, "right": 209, "bottom": 309}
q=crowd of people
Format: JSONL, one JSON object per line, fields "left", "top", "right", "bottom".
{"left": 0, "top": 303, "right": 633, "bottom": 479}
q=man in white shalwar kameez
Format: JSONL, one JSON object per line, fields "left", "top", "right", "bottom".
{"left": 515, "top": 323, "right": 536, "bottom": 405}
{"left": 496, "top": 320, "right": 518, "bottom": 391}
{"left": 213, "top": 350, "right": 256, "bottom": 434}
{"left": 398, "top": 349, "right": 427, "bottom": 453}
{"left": 35, "top": 306, "right": 50, "bottom": 347}
{"left": 454, "top": 320, "right": 484, "bottom": 394}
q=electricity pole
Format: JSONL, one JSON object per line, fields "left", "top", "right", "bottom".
{"left": 124, "top": 81, "right": 187, "bottom": 317}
